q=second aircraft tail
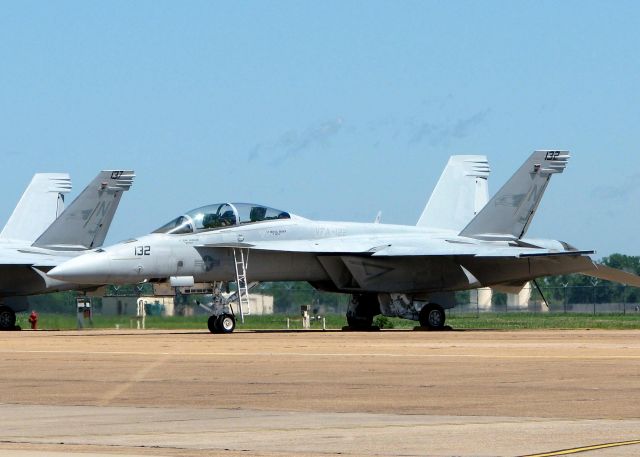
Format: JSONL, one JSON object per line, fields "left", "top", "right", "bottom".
{"left": 417, "top": 155, "right": 490, "bottom": 231}
{"left": 0, "top": 173, "right": 72, "bottom": 243}
{"left": 32, "top": 170, "right": 135, "bottom": 250}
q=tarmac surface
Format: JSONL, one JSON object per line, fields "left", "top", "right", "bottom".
{"left": 1, "top": 328, "right": 640, "bottom": 456}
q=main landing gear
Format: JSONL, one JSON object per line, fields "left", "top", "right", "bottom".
{"left": 344, "top": 294, "right": 448, "bottom": 331}
{"left": 418, "top": 303, "right": 446, "bottom": 330}
{"left": 345, "top": 294, "right": 379, "bottom": 331}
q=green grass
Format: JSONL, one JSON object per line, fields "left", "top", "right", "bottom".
{"left": 448, "top": 313, "right": 640, "bottom": 330}
{"left": 14, "top": 313, "right": 348, "bottom": 331}
{"left": 14, "top": 312, "right": 640, "bottom": 331}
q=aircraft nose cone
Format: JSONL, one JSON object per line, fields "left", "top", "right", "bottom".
{"left": 49, "top": 254, "right": 112, "bottom": 284}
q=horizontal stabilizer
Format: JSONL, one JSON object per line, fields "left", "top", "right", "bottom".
{"left": 518, "top": 250, "right": 595, "bottom": 258}
{"left": 460, "top": 150, "right": 569, "bottom": 239}
{"left": 417, "top": 155, "right": 490, "bottom": 231}
{"left": 0, "top": 173, "right": 71, "bottom": 242}
{"left": 581, "top": 263, "right": 640, "bottom": 288}
{"left": 32, "top": 170, "right": 134, "bottom": 250}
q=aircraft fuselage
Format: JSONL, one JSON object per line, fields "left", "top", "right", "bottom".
{"left": 48, "top": 218, "right": 589, "bottom": 295}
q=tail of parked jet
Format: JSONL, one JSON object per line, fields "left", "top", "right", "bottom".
{"left": 459, "top": 151, "right": 569, "bottom": 240}
{"left": 417, "top": 155, "right": 490, "bottom": 231}
{"left": 0, "top": 173, "right": 72, "bottom": 243}
{"left": 32, "top": 170, "right": 135, "bottom": 250}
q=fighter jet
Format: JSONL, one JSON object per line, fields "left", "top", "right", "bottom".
{"left": 49, "top": 151, "right": 640, "bottom": 333}
{"left": 0, "top": 170, "right": 134, "bottom": 329}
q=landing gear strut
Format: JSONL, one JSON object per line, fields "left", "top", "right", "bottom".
{"left": 419, "top": 303, "right": 446, "bottom": 330}
{"left": 0, "top": 306, "right": 16, "bottom": 331}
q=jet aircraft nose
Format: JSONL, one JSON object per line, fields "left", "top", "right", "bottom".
{"left": 48, "top": 252, "right": 113, "bottom": 284}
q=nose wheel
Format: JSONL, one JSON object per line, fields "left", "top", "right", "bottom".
{"left": 207, "top": 314, "right": 236, "bottom": 334}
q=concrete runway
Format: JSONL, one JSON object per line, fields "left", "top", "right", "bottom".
{"left": 1, "top": 329, "right": 640, "bottom": 456}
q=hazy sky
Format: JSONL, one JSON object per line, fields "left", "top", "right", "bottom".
{"left": 1, "top": 1, "right": 639, "bottom": 257}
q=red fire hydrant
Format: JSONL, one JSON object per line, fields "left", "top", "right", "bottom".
{"left": 28, "top": 310, "right": 38, "bottom": 330}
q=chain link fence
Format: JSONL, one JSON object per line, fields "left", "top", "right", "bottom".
{"left": 449, "top": 284, "right": 640, "bottom": 315}
{"left": 232, "top": 283, "right": 640, "bottom": 316}
{"left": 27, "top": 282, "right": 640, "bottom": 316}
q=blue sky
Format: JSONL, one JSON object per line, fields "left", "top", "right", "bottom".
{"left": 1, "top": 0, "right": 639, "bottom": 256}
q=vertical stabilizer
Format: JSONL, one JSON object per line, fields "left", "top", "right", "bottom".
{"left": 32, "top": 170, "right": 135, "bottom": 250}
{"left": 459, "top": 150, "right": 569, "bottom": 239}
{"left": 417, "top": 155, "right": 490, "bottom": 231}
{"left": 0, "top": 173, "right": 72, "bottom": 242}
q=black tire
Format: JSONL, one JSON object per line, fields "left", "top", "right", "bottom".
{"left": 346, "top": 312, "right": 373, "bottom": 329}
{"left": 207, "top": 315, "right": 219, "bottom": 333}
{"left": 218, "top": 314, "right": 236, "bottom": 334}
{"left": 346, "top": 294, "right": 376, "bottom": 330}
{"left": 419, "top": 303, "right": 446, "bottom": 330}
{"left": 0, "top": 306, "right": 16, "bottom": 331}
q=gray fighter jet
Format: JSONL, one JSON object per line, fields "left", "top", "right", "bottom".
{"left": 0, "top": 170, "right": 134, "bottom": 329}
{"left": 49, "top": 152, "right": 640, "bottom": 333}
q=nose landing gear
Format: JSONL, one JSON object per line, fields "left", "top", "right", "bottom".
{"left": 208, "top": 313, "right": 236, "bottom": 334}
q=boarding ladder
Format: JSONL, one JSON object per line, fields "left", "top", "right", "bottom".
{"left": 233, "top": 248, "right": 251, "bottom": 323}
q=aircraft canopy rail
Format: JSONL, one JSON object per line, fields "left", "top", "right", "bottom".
{"left": 153, "top": 202, "right": 291, "bottom": 235}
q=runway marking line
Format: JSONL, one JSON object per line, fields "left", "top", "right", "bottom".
{"left": 2, "top": 349, "right": 640, "bottom": 360}
{"left": 97, "top": 355, "right": 170, "bottom": 406}
{"left": 520, "top": 439, "right": 640, "bottom": 456}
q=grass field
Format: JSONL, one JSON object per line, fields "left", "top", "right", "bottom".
{"left": 14, "top": 312, "right": 640, "bottom": 331}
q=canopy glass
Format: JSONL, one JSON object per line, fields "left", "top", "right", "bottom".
{"left": 153, "top": 203, "right": 291, "bottom": 235}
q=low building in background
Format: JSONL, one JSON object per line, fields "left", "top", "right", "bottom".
{"left": 102, "top": 296, "right": 175, "bottom": 316}
{"left": 102, "top": 289, "right": 273, "bottom": 317}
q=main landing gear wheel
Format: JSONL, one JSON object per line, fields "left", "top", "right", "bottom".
{"left": 419, "top": 303, "right": 446, "bottom": 330}
{"left": 346, "top": 312, "right": 373, "bottom": 330}
{"left": 345, "top": 294, "right": 378, "bottom": 330}
{"left": 0, "top": 306, "right": 16, "bottom": 331}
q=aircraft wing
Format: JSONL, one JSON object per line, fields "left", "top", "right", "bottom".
{"left": 371, "top": 245, "right": 595, "bottom": 258}
{"left": 197, "top": 237, "right": 594, "bottom": 258}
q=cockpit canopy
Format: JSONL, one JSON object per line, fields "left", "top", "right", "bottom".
{"left": 153, "top": 202, "right": 291, "bottom": 235}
